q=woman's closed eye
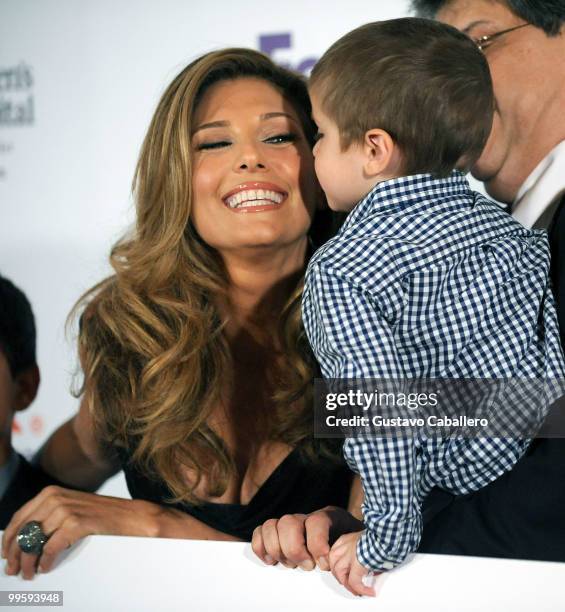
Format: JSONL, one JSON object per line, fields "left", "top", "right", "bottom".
{"left": 195, "top": 132, "right": 298, "bottom": 151}
{"left": 196, "top": 140, "right": 232, "bottom": 151}
{"left": 314, "top": 131, "right": 324, "bottom": 142}
{"left": 264, "top": 132, "right": 298, "bottom": 145}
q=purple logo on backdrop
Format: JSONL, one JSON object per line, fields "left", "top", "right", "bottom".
{"left": 259, "top": 33, "right": 317, "bottom": 75}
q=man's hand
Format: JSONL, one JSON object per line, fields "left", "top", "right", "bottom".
{"left": 329, "top": 530, "right": 377, "bottom": 597}
{"left": 251, "top": 506, "right": 364, "bottom": 571}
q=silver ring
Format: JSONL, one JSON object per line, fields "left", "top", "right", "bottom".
{"left": 17, "top": 521, "right": 48, "bottom": 555}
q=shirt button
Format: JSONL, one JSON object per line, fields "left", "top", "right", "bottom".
{"left": 382, "top": 561, "right": 395, "bottom": 571}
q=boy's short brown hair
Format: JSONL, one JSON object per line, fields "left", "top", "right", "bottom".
{"left": 310, "top": 18, "right": 494, "bottom": 176}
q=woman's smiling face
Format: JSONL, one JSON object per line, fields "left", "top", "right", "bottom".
{"left": 190, "top": 77, "right": 318, "bottom": 257}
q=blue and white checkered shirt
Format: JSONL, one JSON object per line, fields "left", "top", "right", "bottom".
{"left": 303, "top": 172, "right": 565, "bottom": 572}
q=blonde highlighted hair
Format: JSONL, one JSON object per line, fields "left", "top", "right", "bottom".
{"left": 73, "top": 48, "right": 337, "bottom": 504}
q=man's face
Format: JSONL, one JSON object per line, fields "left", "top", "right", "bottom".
{"left": 436, "top": 0, "right": 565, "bottom": 203}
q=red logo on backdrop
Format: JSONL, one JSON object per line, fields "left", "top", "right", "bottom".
{"left": 11, "top": 416, "right": 44, "bottom": 436}
{"left": 30, "top": 415, "right": 43, "bottom": 435}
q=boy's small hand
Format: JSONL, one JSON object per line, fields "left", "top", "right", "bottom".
{"left": 328, "top": 531, "right": 377, "bottom": 597}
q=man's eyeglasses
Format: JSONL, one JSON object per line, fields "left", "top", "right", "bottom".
{"left": 473, "top": 23, "right": 531, "bottom": 52}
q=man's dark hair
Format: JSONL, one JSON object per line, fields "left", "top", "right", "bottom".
{"left": 0, "top": 275, "right": 36, "bottom": 377}
{"left": 411, "top": 1, "right": 565, "bottom": 36}
{"left": 310, "top": 18, "right": 494, "bottom": 177}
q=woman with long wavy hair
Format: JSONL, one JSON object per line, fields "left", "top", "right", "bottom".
{"left": 2, "top": 48, "right": 361, "bottom": 579}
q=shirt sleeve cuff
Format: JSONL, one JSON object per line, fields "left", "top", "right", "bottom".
{"left": 356, "top": 519, "right": 420, "bottom": 572}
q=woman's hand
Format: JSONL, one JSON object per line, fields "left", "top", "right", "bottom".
{"left": 2, "top": 484, "right": 242, "bottom": 579}
{"left": 2, "top": 486, "right": 162, "bottom": 579}
{"left": 251, "top": 505, "right": 364, "bottom": 571}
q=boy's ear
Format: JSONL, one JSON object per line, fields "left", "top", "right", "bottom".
{"left": 362, "top": 129, "right": 396, "bottom": 177}
{"left": 14, "top": 364, "right": 40, "bottom": 412}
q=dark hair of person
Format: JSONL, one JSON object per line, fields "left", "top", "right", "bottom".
{"left": 0, "top": 275, "right": 36, "bottom": 377}
{"left": 411, "top": 0, "right": 565, "bottom": 36}
{"left": 309, "top": 18, "right": 494, "bottom": 177}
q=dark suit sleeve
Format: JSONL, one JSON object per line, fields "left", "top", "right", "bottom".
{"left": 419, "top": 433, "right": 565, "bottom": 562}
{"left": 419, "top": 199, "right": 565, "bottom": 563}
{"left": 550, "top": 198, "right": 565, "bottom": 350}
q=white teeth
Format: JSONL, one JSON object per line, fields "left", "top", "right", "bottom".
{"left": 238, "top": 199, "right": 277, "bottom": 208}
{"left": 225, "top": 189, "right": 284, "bottom": 209}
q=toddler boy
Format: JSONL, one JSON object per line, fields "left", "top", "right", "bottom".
{"left": 303, "top": 18, "right": 565, "bottom": 596}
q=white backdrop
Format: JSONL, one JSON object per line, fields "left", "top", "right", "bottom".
{"left": 2, "top": 0, "right": 412, "bottom": 494}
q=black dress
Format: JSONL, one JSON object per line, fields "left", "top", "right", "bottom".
{"left": 120, "top": 446, "right": 352, "bottom": 541}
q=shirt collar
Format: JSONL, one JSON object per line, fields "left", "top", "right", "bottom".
{"left": 513, "top": 139, "right": 565, "bottom": 229}
{"left": 340, "top": 171, "right": 471, "bottom": 233}
{"left": 0, "top": 450, "right": 20, "bottom": 500}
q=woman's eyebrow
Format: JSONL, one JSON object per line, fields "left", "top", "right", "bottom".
{"left": 192, "top": 120, "right": 229, "bottom": 134}
{"left": 261, "top": 112, "right": 298, "bottom": 123}
{"left": 193, "top": 112, "right": 297, "bottom": 134}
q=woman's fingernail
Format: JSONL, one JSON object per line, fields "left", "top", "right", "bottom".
{"left": 299, "top": 560, "right": 315, "bottom": 571}
{"left": 264, "top": 554, "right": 274, "bottom": 564}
